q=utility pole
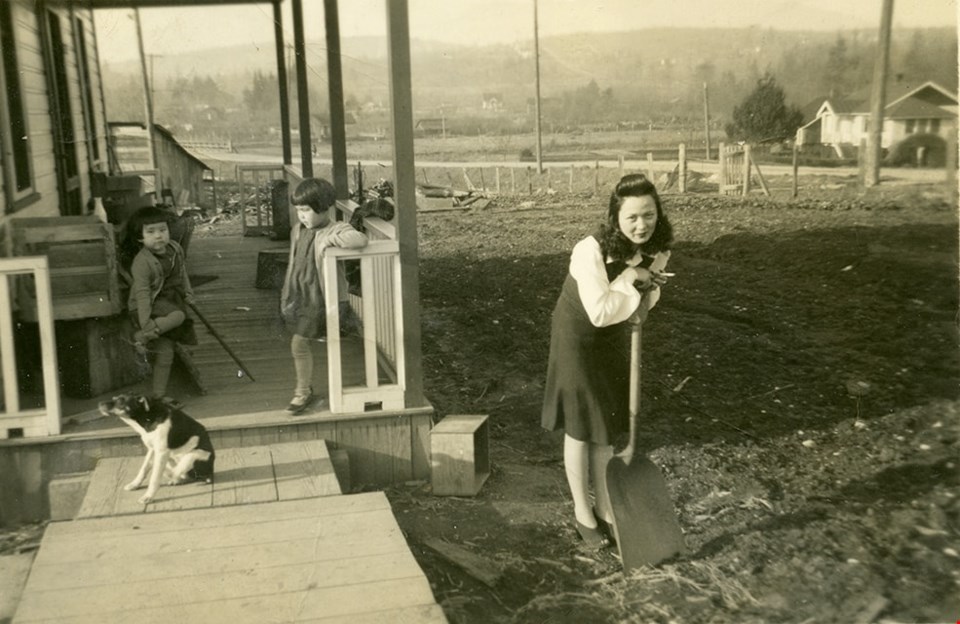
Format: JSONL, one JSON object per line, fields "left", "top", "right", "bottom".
{"left": 703, "top": 82, "right": 712, "bottom": 160}
{"left": 134, "top": 9, "right": 160, "bottom": 189}
{"left": 864, "top": 0, "right": 894, "bottom": 187}
{"left": 533, "top": 0, "right": 543, "bottom": 173}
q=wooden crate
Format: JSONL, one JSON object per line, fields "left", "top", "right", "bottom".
{"left": 7, "top": 216, "right": 122, "bottom": 321}
{"left": 56, "top": 316, "right": 146, "bottom": 398}
{"left": 430, "top": 414, "right": 490, "bottom": 496}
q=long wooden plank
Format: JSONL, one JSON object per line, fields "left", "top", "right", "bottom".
{"left": 34, "top": 506, "right": 401, "bottom": 564}
{"left": 75, "top": 456, "right": 145, "bottom": 518}
{"left": 27, "top": 530, "right": 409, "bottom": 592}
{"left": 17, "top": 551, "right": 423, "bottom": 620}
{"left": 45, "top": 493, "right": 389, "bottom": 539}
{"left": 211, "top": 446, "right": 277, "bottom": 506}
{"left": 15, "top": 577, "right": 438, "bottom": 623}
{"left": 146, "top": 475, "right": 213, "bottom": 513}
{"left": 271, "top": 440, "right": 341, "bottom": 500}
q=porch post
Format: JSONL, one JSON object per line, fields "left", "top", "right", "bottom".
{"left": 291, "top": 0, "right": 313, "bottom": 177}
{"left": 273, "top": 0, "right": 292, "bottom": 165}
{"left": 323, "top": 0, "right": 349, "bottom": 199}
{"left": 385, "top": 0, "right": 425, "bottom": 407}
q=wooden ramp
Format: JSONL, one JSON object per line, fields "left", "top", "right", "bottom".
{"left": 14, "top": 493, "right": 446, "bottom": 623}
{"left": 16, "top": 440, "right": 447, "bottom": 623}
{"left": 76, "top": 440, "right": 342, "bottom": 518}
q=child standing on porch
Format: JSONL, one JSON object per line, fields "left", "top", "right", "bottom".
{"left": 280, "top": 177, "right": 368, "bottom": 414}
{"left": 122, "top": 205, "right": 197, "bottom": 399}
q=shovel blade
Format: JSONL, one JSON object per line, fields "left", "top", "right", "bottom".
{"left": 606, "top": 455, "right": 685, "bottom": 570}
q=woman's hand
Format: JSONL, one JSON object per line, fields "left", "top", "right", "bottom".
{"left": 631, "top": 268, "right": 652, "bottom": 290}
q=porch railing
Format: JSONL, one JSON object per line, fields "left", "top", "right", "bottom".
{"left": 279, "top": 166, "right": 403, "bottom": 413}
{"left": 322, "top": 240, "right": 405, "bottom": 413}
{"left": 0, "top": 257, "right": 61, "bottom": 439}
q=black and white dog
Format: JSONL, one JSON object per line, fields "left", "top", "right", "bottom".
{"left": 99, "top": 394, "right": 215, "bottom": 504}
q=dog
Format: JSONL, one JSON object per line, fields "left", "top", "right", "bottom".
{"left": 99, "top": 394, "right": 215, "bottom": 504}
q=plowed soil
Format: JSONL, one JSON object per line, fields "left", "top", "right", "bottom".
{"left": 387, "top": 179, "right": 959, "bottom": 624}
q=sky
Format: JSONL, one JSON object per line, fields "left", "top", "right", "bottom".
{"left": 94, "top": 0, "right": 958, "bottom": 62}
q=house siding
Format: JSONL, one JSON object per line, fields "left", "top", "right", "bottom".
{"left": 1, "top": 2, "right": 106, "bottom": 227}
{"left": 5, "top": 1, "right": 56, "bottom": 221}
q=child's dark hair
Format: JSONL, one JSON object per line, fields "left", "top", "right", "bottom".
{"left": 120, "top": 205, "right": 172, "bottom": 267}
{"left": 596, "top": 174, "right": 673, "bottom": 262}
{"left": 292, "top": 177, "right": 337, "bottom": 214}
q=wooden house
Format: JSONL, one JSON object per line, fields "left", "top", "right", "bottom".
{"left": 0, "top": 1, "right": 109, "bottom": 221}
{"left": 0, "top": 0, "right": 432, "bottom": 527}
{"left": 796, "top": 80, "right": 958, "bottom": 155}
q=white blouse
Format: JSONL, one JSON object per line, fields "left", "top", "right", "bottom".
{"left": 569, "top": 236, "right": 670, "bottom": 327}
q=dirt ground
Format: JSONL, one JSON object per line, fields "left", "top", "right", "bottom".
{"left": 385, "top": 176, "right": 959, "bottom": 623}
{"left": 2, "top": 175, "right": 957, "bottom": 623}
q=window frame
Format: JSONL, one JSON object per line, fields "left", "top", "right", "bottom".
{"left": 0, "top": 0, "right": 39, "bottom": 212}
{"left": 72, "top": 11, "right": 101, "bottom": 166}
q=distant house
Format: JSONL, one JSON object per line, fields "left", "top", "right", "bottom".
{"left": 481, "top": 92, "right": 504, "bottom": 112}
{"left": 796, "top": 80, "right": 958, "bottom": 153}
{"left": 311, "top": 111, "right": 357, "bottom": 142}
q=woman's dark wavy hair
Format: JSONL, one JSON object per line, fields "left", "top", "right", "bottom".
{"left": 595, "top": 173, "right": 673, "bottom": 262}
{"left": 119, "top": 205, "right": 173, "bottom": 268}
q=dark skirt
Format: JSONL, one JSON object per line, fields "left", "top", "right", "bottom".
{"left": 540, "top": 275, "right": 631, "bottom": 445}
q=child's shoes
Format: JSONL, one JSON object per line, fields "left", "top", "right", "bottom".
{"left": 285, "top": 388, "right": 316, "bottom": 415}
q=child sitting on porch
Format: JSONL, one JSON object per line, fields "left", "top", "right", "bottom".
{"left": 280, "top": 177, "right": 368, "bottom": 414}
{"left": 120, "top": 205, "right": 197, "bottom": 399}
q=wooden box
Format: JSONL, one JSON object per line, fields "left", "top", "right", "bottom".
{"left": 56, "top": 316, "right": 146, "bottom": 398}
{"left": 431, "top": 414, "right": 490, "bottom": 496}
{"left": 7, "top": 216, "right": 122, "bottom": 321}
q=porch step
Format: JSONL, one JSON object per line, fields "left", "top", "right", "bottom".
{"left": 76, "top": 439, "right": 342, "bottom": 519}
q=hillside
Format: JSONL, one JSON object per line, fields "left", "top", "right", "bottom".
{"left": 101, "top": 26, "right": 957, "bottom": 124}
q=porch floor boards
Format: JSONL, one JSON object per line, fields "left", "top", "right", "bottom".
{"left": 61, "top": 234, "right": 381, "bottom": 436}
{"left": 14, "top": 492, "right": 447, "bottom": 623}
{"left": 76, "top": 440, "right": 342, "bottom": 519}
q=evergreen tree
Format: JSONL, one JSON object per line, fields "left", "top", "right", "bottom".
{"left": 725, "top": 73, "right": 804, "bottom": 142}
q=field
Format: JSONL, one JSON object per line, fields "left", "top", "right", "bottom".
{"left": 383, "top": 177, "right": 959, "bottom": 623}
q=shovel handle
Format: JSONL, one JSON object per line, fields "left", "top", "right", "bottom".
{"left": 620, "top": 319, "right": 642, "bottom": 463}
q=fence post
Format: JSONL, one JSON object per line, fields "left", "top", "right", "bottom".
{"left": 495, "top": 167, "right": 501, "bottom": 195}
{"left": 946, "top": 132, "right": 957, "bottom": 201}
{"left": 479, "top": 167, "right": 486, "bottom": 192}
{"left": 527, "top": 166, "right": 533, "bottom": 194}
{"left": 618, "top": 155, "right": 624, "bottom": 178}
{"left": 742, "top": 144, "right": 751, "bottom": 194}
{"left": 792, "top": 143, "right": 799, "bottom": 198}
{"left": 594, "top": 160, "right": 599, "bottom": 195}
{"left": 678, "top": 143, "right": 687, "bottom": 193}
{"left": 646, "top": 152, "right": 655, "bottom": 185}
{"left": 511, "top": 167, "right": 516, "bottom": 195}
{"left": 569, "top": 165, "right": 574, "bottom": 193}
{"left": 718, "top": 142, "right": 726, "bottom": 196}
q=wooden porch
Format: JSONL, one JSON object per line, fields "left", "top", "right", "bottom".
{"left": 0, "top": 231, "right": 433, "bottom": 526}
{"left": 12, "top": 440, "right": 446, "bottom": 623}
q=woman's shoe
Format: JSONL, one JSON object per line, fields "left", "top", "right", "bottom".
{"left": 575, "top": 520, "right": 611, "bottom": 550}
{"left": 593, "top": 509, "right": 617, "bottom": 546}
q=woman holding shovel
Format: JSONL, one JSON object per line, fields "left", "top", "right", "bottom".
{"left": 541, "top": 173, "right": 672, "bottom": 550}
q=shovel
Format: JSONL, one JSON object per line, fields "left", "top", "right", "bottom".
{"left": 605, "top": 319, "right": 686, "bottom": 570}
